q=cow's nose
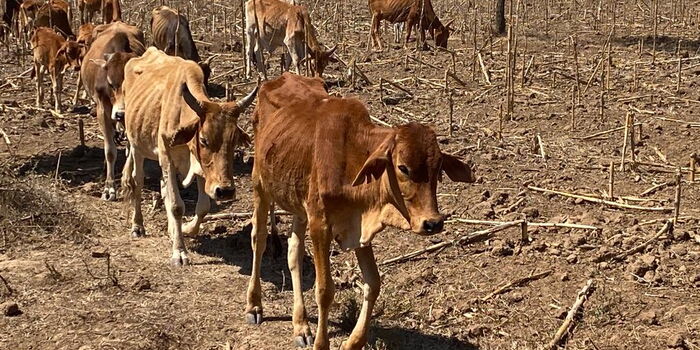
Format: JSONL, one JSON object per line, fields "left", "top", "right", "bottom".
{"left": 114, "top": 111, "right": 125, "bottom": 121}
{"left": 422, "top": 219, "right": 444, "bottom": 234}
{"left": 215, "top": 186, "right": 235, "bottom": 201}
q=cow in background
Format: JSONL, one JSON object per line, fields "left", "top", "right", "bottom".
{"left": 30, "top": 27, "right": 81, "bottom": 111}
{"left": 150, "top": 6, "right": 212, "bottom": 84}
{"left": 369, "top": 0, "right": 453, "bottom": 50}
{"left": 81, "top": 20, "right": 145, "bottom": 200}
{"left": 244, "top": 0, "right": 336, "bottom": 79}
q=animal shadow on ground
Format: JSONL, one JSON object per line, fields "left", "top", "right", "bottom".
{"left": 193, "top": 222, "right": 315, "bottom": 292}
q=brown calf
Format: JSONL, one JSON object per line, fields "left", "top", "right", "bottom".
{"left": 121, "top": 47, "right": 256, "bottom": 265}
{"left": 81, "top": 20, "right": 145, "bottom": 201}
{"left": 71, "top": 22, "right": 95, "bottom": 105}
{"left": 369, "top": 0, "right": 453, "bottom": 50}
{"left": 150, "top": 6, "right": 212, "bottom": 84}
{"left": 246, "top": 73, "right": 475, "bottom": 349}
{"left": 31, "top": 27, "right": 81, "bottom": 111}
{"left": 244, "top": 0, "right": 336, "bottom": 79}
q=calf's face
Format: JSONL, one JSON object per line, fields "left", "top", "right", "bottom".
{"left": 353, "top": 123, "right": 476, "bottom": 235}
{"left": 56, "top": 40, "right": 83, "bottom": 73}
{"left": 91, "top": 52, "right": 137, "bottom": 121}
{"left": 434, "top": 20, "right": 453, "bottom": 48}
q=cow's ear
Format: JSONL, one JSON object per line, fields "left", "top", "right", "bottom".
{"left": 352, "top": 134, "right": 395, "bottom": 186}
{"left": 441, "top": 153, "right": 475, "bottom": 183}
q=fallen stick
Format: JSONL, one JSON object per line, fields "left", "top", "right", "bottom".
{"left": 379, "top": 78, "right": 414, "bottom": 97}
{"left": 481, "top": 270, "right": 552, "bottom": 302}
{"left": 448, "top": 218, "right": 599, "bottom": 230}
{"left": 477, "top": 52, "right": 491, "bottom": 85}
{"left": 639, "top": 216, "right": 692, "bottom": 226}
{"left": 612, "top": 220, "right": 673, "bottom": 261}
{"left": 527, "top": 186, "right": 673, "bottom": 212}
{"left": 497, "top": 197, "right": 525, "bottom": 214}
{"left": 203, "top": 210, "right": 291, "bottom": 222}
{"left": 547, "top": 279, "right": 595, "bottom": 350}
{"left": 370, "top": 115, "right": 392, "bottom": 127}
{"left": 640, "top": 181, "right": 672, "bottom": 197}
{"left": 575, "top": 123, "right": 642, "bottom": 140}
{"left": 380, "top": 221, "right": 523, "bottom": 266}
{"left": 653, "top": 116, "right": 700, "bottom": 127}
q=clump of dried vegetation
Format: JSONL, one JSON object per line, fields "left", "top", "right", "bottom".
{"left": 0, "top": 172, "right": 92, "bottom": 252}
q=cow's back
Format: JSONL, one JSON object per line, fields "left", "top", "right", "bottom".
{"left": 254, "top": 79, "right": 372, "bottom": 214}
{"left": 151, "top": 6, "right": 200, "bottom": 62}
{"left": 254, "top": 72, "right": 326, "bottom": 128}
{"left": 369, "top": 0, "right": 415, "bottom": 22}
{"left": 123, "top": 48, "right": 205, "bottom": 158}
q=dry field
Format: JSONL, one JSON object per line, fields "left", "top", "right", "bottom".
{"left": 1, "top": 0, "right": 700, "bottom": 349}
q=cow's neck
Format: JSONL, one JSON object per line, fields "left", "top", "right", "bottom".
{"left": 351, "top": 125, "right": 412, "bottom": 246}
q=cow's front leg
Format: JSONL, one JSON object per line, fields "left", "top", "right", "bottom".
{"left": 341, "top": 246, "right": 380, "bottom": 350}
{"left": 289, "top": 216, "right": 313, "bottom": 347}
{"left": 72, "top": 71, "right": 82, "bottom": 106}
{"left": 98, "top": 102, "right": 117, "bottom": 201}
{"left": 245, "top": 184, "right": 270, "bottom": 324}
{"left": 122, "top": 147, "right": 145, "bottom": 237}
{"left": 35, "top": 63, "right": 43, "bottom": 107}
{"left": 162, "top": 161, "right": 188, "bottom": 266}
{"left": 182, "top": 175, "right": 210, "bottom": 236}
{"left": 51, "top": 70, "right": 62, "bottom": 112}
{"left": 310, "top": 216, "right": 333, "bottom": 350}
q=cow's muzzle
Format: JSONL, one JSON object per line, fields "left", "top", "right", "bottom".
{"left": 214, "top": 186, "right": 235, "bottom": 201}
{"left": 420, "top": 218, "right": 444, "bottom": 235}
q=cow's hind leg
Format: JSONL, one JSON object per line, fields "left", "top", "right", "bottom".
{"left": 35, "top": 63, "right": 43, "bottom": 107}
{"left": 51, "top": 70, "right": 62, "bottom": 112}
{"left": 161, "top": 160, "right": 189, "bottom": 266}
{"left": 340, "top": 246, "right": 380, "bottom": 350}
{"left": 182, "top": 175, "right": 210, "bottom": 236}
{"left": 72, "top": 71, "right": 82, "bottom": 106}
{"left": 289, "top": 216, "right": 313, "bottom": 347}
{"left": 245, "top": 182, "right": 270, "bottom": 324}
{"left": 267, "top": 203, "right": 282, "bottom": 258}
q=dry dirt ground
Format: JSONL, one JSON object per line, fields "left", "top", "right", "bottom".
{"left": 2, "top": 0, "right": 700, "bottom": 349}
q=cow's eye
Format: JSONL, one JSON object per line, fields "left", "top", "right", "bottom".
{"left": 199, "top": 137, "right": 209, "bottom": 147}
{"left": 398, "top": 165, "right": 409, "bottom": 175}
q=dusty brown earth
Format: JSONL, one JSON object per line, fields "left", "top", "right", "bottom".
{"left": 1, "top": 0, "right": 700, "bottom": 349}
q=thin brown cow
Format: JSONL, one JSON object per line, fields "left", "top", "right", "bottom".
{"left": 246, "top": 73, "right": 475, "bottom": 349}
{"left": 81, "top": 20, "right": 145, "bottom": 201}
{"left": 369, "top": 0, "right": 453, "bottom": 50}
{"left": 121, "top": 47, "right": 257, "bottom": 265}
{"left": 150, "top": 6, "right": 212, "bottom": 84}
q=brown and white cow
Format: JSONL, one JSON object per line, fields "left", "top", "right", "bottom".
{"left": 30, "top": 27, "right": 81, "bottom": 111}
{"left": 120, "top": 47, "right": 256, "bottom": 266}
{"left": 369, "top": 0, "right": 453, "bottom": 50}
{"left": 81, "top": 20, "right": 145, "bottom": 200}
{"left": 246, "top": 73, "right": 475, "bottom": 349}
{"left": 150, "top": 6, "right": 212, "bottom": 84}
{"left": 34, "top": 0, "right": 74, "bottom": 38}
{"left": 244, "top": 0, "right": 336, "bottom": 79}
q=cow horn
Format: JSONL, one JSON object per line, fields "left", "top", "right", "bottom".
{"left": 325, "top": 45, "right": 337, "bottom": 56}
{"left": 236, "top": 81, "right": 260, "bottom": 111}
{"left": 204, "top": 54, "right": 219, "bottom": 65}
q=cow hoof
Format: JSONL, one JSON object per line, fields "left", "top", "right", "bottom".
{"left": 245, "top": 311, "right": 263, "bottom": 325}
{"left": 101, "top": 189, "right": 117, "bottom": 201}
{"left": 294, "top": 335, "right": 314, "bottom": 348}
{"left": 170, "top": 255, "right": 189, "bottom": 267}
{"left": 130, "top": 226, "right": 145, "bottom": 238}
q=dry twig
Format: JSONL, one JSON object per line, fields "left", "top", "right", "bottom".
{"left": 547, "top": 279, "right": 596, "bottom": 349}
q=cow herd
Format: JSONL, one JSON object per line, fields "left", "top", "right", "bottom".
{"left": 2, "top": 0, "right": 471, "bottom": 348}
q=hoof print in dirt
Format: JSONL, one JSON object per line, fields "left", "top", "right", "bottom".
{"left": 132, "top": 277, "right": 151, "bottom": 291}
{"left": 1, "top": 302, "right": 21, "bottom": 317}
